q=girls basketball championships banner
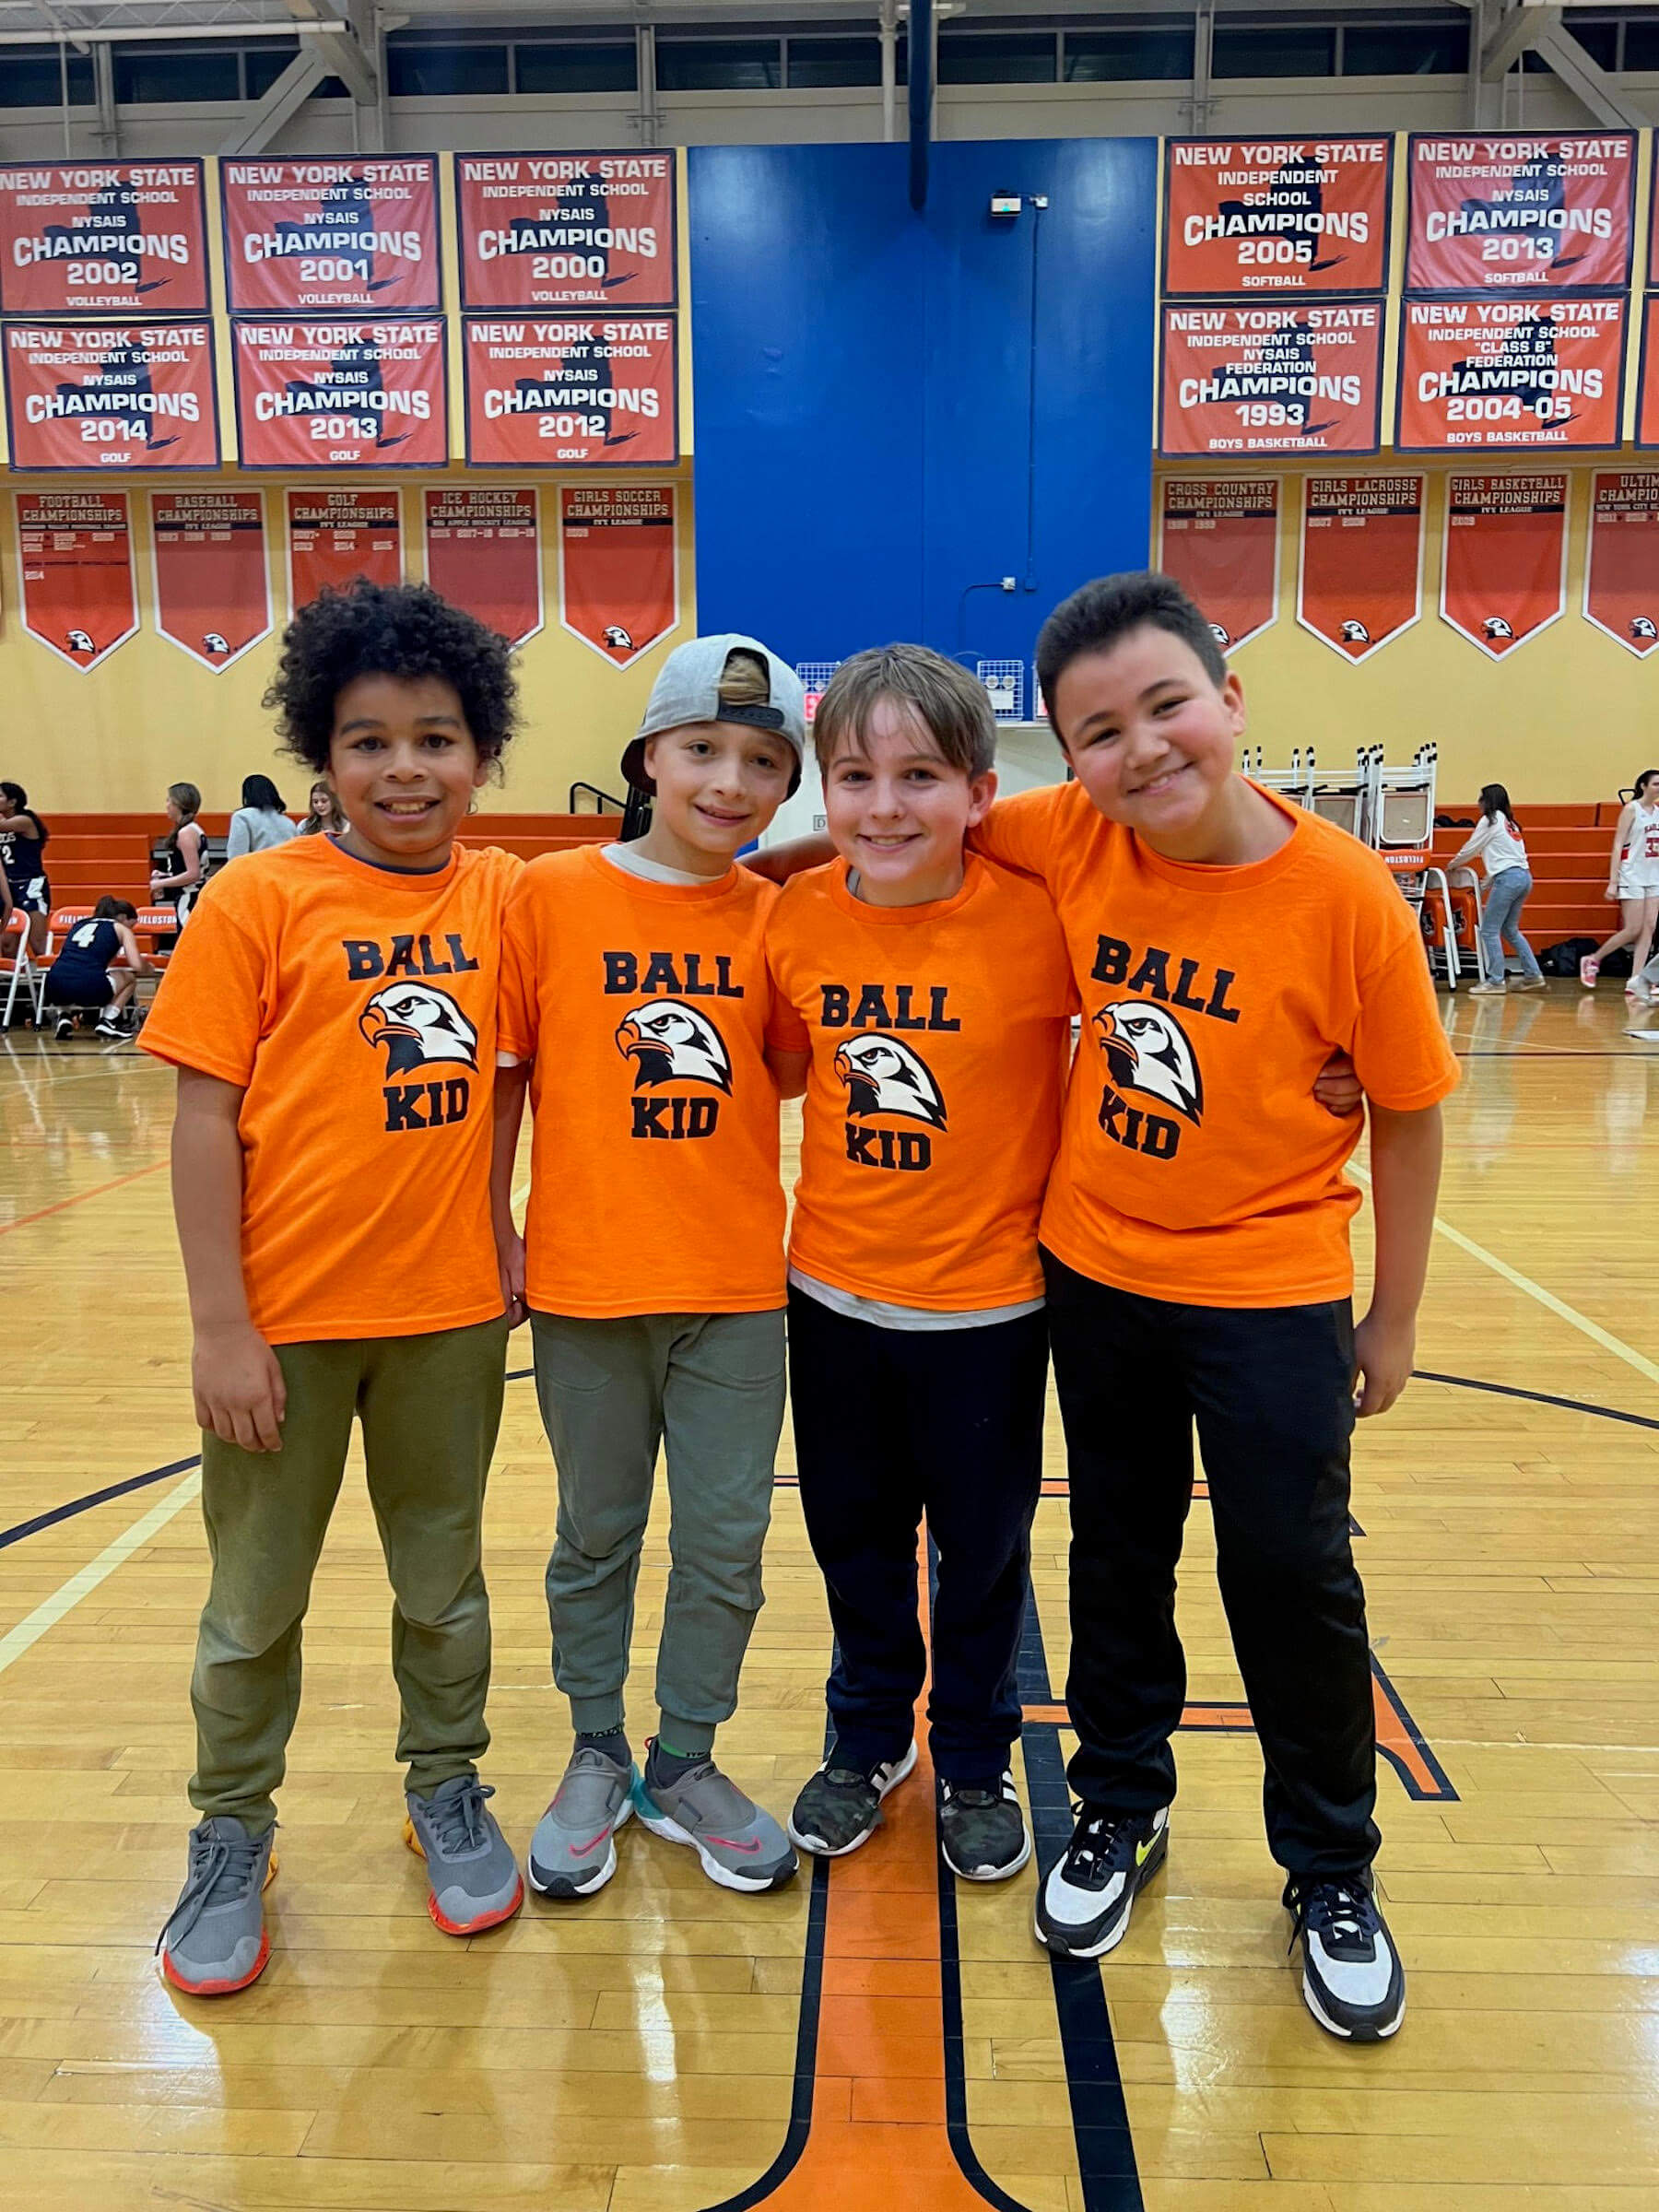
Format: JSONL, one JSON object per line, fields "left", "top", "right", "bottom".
{"left": 219, "top": 158, "right": 440, "bottom": 315}
{"left": 3, "top": 322, "right": 218, "bottom": 470}
{"left": 1156, "top": 478, "right": 1278, "bottom": 653}
{"left": 1159, "top": 302, "right": 1382, "bottom": 456}
{"left": 559, "top": 485, "right": 678, "bottom": 665}
{"left": 1441, "top": 474, "right": 1569, "bottom": 659}
{"left": 1297, "top": 476, "right": 1425, "bottom": 662}
{"left": 424, "top": 487, "right": 543, "bottom": 648}
{"left": 14, "top": 488, "right": 137, "bottom": 669}
{"left": 1396, "top": 296, "right": 1627, "bottom": 452}
{"left": 1405, "top": 133, "right": 1635, "bottom": 293}
{"left": 1161, "top": 135, "right": 1391, "bottom": 297}
{"left": 233, "top": 320, "right": 447, "bottom": 469}
{"left": 462, "top": 318, "right": 677, "bottom": 466}
{"left": 287, "top": 488, "right": 401, "bottom": 608}
{"left": 148, "top": 489, "right": 272, "bottom": 671}
{"left": 1584, "top": 472, "right": 1659, "bottom": 656}
{"left": 455, "top": 153, "right": 676, "bottom": 311}
{"left": 0, "top": 160, "right": 207, "bottom": 316}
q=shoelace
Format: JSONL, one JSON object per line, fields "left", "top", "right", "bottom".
{"left": 155, "top": 1823, "right": 271, "bottom": 1954}
{"left": 1286, "top": 1878, "right": 1379, "bottom": 1959}
{"left": 424, "top": 1780, "right": 495, "bottom": 1857}
{"left": 1063, "top": 1806, "right": 1134, "bottom": 1889}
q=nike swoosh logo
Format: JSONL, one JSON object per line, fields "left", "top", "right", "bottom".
{"left": 1135, "top": 1839, "right": 1155, "bottom": 1865}
{"left": 708, "top": 1834, "right": 762, "bottom": 1854}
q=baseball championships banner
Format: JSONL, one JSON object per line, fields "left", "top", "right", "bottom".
{"left": 1156, "top": 478, "right": 1279, "bottom": 653}
{"left": 1297, "top": 477, "right": 1425, "bottom": 662}
{"left": 3, "top": 323, "right": 218, "bottom": 471}
{"left": 0, "top": 160, "right": 208, "bottom": 317}
{"left": 1584, "top": 472, "right": 1659, "bottom": 656}
{"left": 1162, "top": 135, "right": 1391, "bottom": 298}
{"left": 559, "top": 486, "right": 678, "bottom": 664}
{"left": 424, "top": 487, "right": 543, "bottom": 648}
{"left": 14, "top": 489, "right": 138, "bottom": 670}
{"left": 233, "top": 320, "right": 447, "bottom": 470}
{"left": 1440, "top": 474, "right": 1569, "bottom": 659}
{"left": 456, "top": 154, "right": 676, "bottom": 312}
{"left": 1405, "top": 133, "right": 1635, "bottom": 293}
{"left": 220, "top": 158, "right": 440, "bottom": 315}
{"left": 1159, "top": 302, "right": 1382, "bottom": 457}
{"left": 149, "top": 490, "right": 272, "bottom": 671}
{"left": 462, "top": 318, "right": 677, "bottom": 467}
{"left": 288, "top": 488, "right": 402, "bottom": 608}
{"left": 1396, "top": 296, "right": 1627, "bottom": 453}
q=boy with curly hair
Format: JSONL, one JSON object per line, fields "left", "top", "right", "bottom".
{"left": 146, "top": 581, "right": 525, "bottom": 1995}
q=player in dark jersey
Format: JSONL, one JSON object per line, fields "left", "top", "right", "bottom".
{"left": 44, "top": 896, "right": 152, "bottom": 1041}
{"left": 0, "top": 782, "right": 52, "bottom": 963}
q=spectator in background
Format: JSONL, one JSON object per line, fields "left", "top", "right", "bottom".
{"left": 150, "top": 782, "right": 207, "bottom": 929}
{"left": 227, "top": 774, "right": 299, "bottom": 860}
{"left": 1447, "top": 783, "right": 1546, "bottom": 997}
{"left": 297, "top": 778, "right": 346, "bottom": 839}
{"left": 0, "top": 782, "right": 52, "bottom": 964}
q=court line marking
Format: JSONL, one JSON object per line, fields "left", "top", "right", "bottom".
{"left": 0, "top": 1157, "right": 168, "bottom": 1240}
{"left": 0, "top": 1470, "right": 201, "bottom": 1680}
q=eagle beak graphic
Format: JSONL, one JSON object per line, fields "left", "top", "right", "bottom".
{"left": 1093, "top": 1008, "right": 1138, "bottom": 1094}
{"left": 359, "top": 1006, "right": 406, "bottom": 1049}
{"left": 831, "top": 1043, "right": 853, "bottom": 1085}
{"left": 615, "top": 1015, "right": 646, "bottom": 1057}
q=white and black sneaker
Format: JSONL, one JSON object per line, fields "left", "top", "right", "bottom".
{"left": 938, "top": 1771, "right": 1031, "bottom": 1882}
{"left": 1284, "top": 1872, "right": 1405, "bottom": 2041}
{"left": 53, "top": 1016, "right": 74, "bottom": 1041}
{"left": 1034, "top": 1803, "right": 1169, "bottom": 1959}
{"left": 788, "top": 1742, "right": 918, "bottom": 1857}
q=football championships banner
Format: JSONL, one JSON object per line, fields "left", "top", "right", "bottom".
{"left": 456, "top": 153, "right": 676, "bottom": 312}
{"left": 1396, "top": 296, "right": 1626, "bottom": 452}
{"left": 424, "top": 487, "right": 543, "bottom": 648}
{"left": 1584, "top": 472, "right": 1659, "bottom": 656}
{"left": 1159, "top": 302, "right": 1382, "bottom": 457}
{"left": 1157, "top": 478, "right": 1279, "bottom": 653}
{"left": 149, "top": 491, "right": 272, "bottom": 672}
{"left": 220, "top": 158, "right": 440, "bottom": 315}
{"left": 1441, "top": 474, "right": 1569, "bottom": 659}
{"left": 1161, "top": 135, "right": 1391, "bottom": 297}
{"left": 233, "top": 320, "right": 447, "bottom": 470}
{"left": 462, "top": 318, "right": 677, "bottom": 467}
{"left": 559, "top": 485, "right": 677, "bottom": 665}
{"left": 1405, "top": 133, "right": 1635, "bottom": 293}
{"left": 287, "top": 488, "right": 401, "bottom": 608}
{"left": 3, "top": 322, "right": 218, "bottom": 471}
{"left": 14, "top": 489, "right": 137, "bottom": 670}
{"left": 0, "top": 160, "right": 208, "bottom": 317}
{"left": 1297, "top": 476, "right": 1425, "bottom": 663}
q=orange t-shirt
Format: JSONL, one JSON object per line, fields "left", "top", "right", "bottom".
{"left": 140, "top": 834, "right": 521, "bottom": 1345}
{"left": 767, "top": 857, "right": 1074, "bottom": 1311}
{"left": 973, "top": 781, "right": 1461, "bottom": 1308}
{"left": 499, "top": 846, "right": 786, "bottom": 1317}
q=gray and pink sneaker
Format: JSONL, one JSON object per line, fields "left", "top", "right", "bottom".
{"left": 527, "top": 1742, "right": 638, "bottom": 1900}
{"left": 631, "top": 1748, "right": 797, "bottom": 1893}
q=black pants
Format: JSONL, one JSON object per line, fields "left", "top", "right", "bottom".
{"left": 787, "top": 1287, "right": 1048, "bottom": 1789}
{"left": 1041, "top": 1248, "right": 1379, "bottom": 1879}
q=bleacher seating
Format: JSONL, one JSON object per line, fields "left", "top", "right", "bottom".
{"left": 1432, "top": 802, "right": 1621, "bottom": 948}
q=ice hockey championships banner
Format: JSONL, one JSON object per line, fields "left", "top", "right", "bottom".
{"left": 1584, "top": 473, "right": 1659, "bottom": 656}
{"left": 220, "top": 159, "right": 440, "bottom": 316}
{"left": 1397, "top": 296, "right": 1626, "bottom": 453}
{"left": 424, "top": 487, "right": 543, "bottom": 649}
{"left": 1441, "top": 474, "right": 1569, "bottom": 659}
{"left": 1297, "top": 477, "right": 1425, "bottom": 662}
{"left": 1405, "top": 133, "right": 1635, "bottom": 293}
{"left": 14, "top": 489, "right": 137, "bottom": 670}
{"left": 1159, "top": 301, "right": 1382, "bottom": 457}
{"left": 462, "top": 319, "right": 677, "bottom": 467}
{"left": 233, "top": 321, "right": 447, "bottom": 470}
{"left": 1162, "top": 135, "right": 1390, "bottom": 298}
{"left": 1156, "top": 478, "right": 1279, "bottom": 653}
{"left": 559, "top": 485, "right": 677, "bottom": 665}
{"left": 149, "top": 490, "right": 272, "bottom": 672}
{"left": 4, "top": 322, "right": 218, "bottom": 470}
{"left": 0, "top": 160, "right": 207, "bottom": 317}
{"left": 288, "top": 488, "right": 401, "bottom": 609}
{"left": 456, "top": 154, "right": 676, "bottom": 312}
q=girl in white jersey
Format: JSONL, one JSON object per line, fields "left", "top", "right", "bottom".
{"left": 1450, "top": 783, "right": 1546, "bottom": 997}
{"left": 1582, "top": 768, "right": 1659, "bottom": 995}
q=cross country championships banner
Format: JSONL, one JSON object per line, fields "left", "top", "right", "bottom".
{"left": 148, "top": 490, "right": 272, "bottom": 671}
{"left": 3, "top": 322, "right": 218, "bottom": 470}
{"left": 1405, "top": 133, "right": 1635, "bottom": 293}
{"left": 1156, "top": 478, "right": 1279, "bottom": 653}
{"left": 1396, "top": 296, "right": 1627, "bottom": 452}
{"left": 1162, "top": 135, "right": 1390, "bottom": 297}
{"left": 1297, "top": 477, "right": 1424, "bottom": 662}
{"left": 424, "top": 487, "right": 543, "bottom": 648}
{"left": 559, "top": 485, "right": 678, "bottom": 665}
{"left": 1159, "top": 302, "right": 1382, "bottom": 456}
{"left": 219, "top": 158, "right": 440, "bottom": 316}
{"left": 14, "top": 488, "right": 137, "bottom": 669}
{"left": 1441, "top": 474, "right": 1569, "bottom": 659}
{"left": 456, "top": 153, "right": 676, "bottom": 312}
{"left": 462, "top": 318, "right": 677, "bottom": 466}
{"left": 287, "top": 488, "right": 401, "bottom": 608}
{"left": 233, "top": 320, "right": 447, "bottom": 469}
{"left": 1584, "top": 472, "right": 1659, "bottom": 656}
{"left": 0, "top": 160, "right": 207, "bottom": 316}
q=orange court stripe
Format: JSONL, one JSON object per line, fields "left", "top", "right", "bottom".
{"left": 0, "top": 1157, "right": 168, "bottom": 1239}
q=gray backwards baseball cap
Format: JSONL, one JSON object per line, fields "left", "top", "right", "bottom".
{"left": 621, "top": 634, "right": 806, "bottom": 798}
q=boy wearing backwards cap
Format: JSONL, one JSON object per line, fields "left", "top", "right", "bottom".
{"left": 494, "top": 636, "right": 803, "bottom": 1899}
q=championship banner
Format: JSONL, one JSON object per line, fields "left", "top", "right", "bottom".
{"left": 559, "top": 485, "right": 678, "bottom": 665}
{"left": 1297, "top": 476, "right": 1425, "bottom": 663}
{"left": 456, "top": 153, "right": 676, "bottom": 312}
{"left": 462, "top": 318, "right": 677, "bottom": 466}
{"left": 233, "top": 320, "right": 447, "bottom": 470}
{"left": 1441, "top": 474, "right": 1569, "bottom": 660}
{"left": 14, "top": 489, "right": 137, "bottom": 670}
{"left": 0, "top": 159, "right": 207, "bottom": 316}
{"left": 1162, "top": 135, "right": 1391, "bottom": 298}
{"left": 424, "top": 487, "right": 543, "bottom": 649}
{"left": 3, "top": 322, "right": 218, "bottom": 471}
{"left": 1405, "top": 133, "right": 1635, "bottom": 293}
{"left": 1397, "top": 295, "right": 1626, "bottom": 453}
{"left": 1158, "top": 301, "right": 1382, "bottom": 457}
{"left": 149, "top": 491, "right": 272, "bottom": 672}
{"left": 1156, "top": 478, "right": 1279, "bottom": 653}
{"left": 288, "top": 488, "right": 401, "bottom": 610}
{"left": 220, "top": 158, "right": 440, "bottom": 315}
{"left": 1633, "top": 298, "right": 1659, "bottom": 448}
{"left": 1584, "top": 472, "right": 1659, "bottom": 656}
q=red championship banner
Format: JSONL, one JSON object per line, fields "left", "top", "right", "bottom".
{"left": 559, "top": 485, "right": 678, "bottom": 665}
{"left": 1156, "top": 477, "right": 1279, "bottom": 653}
{"left": 463, "top": 317, "right": 677, "bottom": 467}
{"left": 456, "top": 153, "right": 676, "bottom": 312}
{"left": 1159, "top": 301, "right": 1382, "bottom": 457}
{"left": 220, "top": 157, "right": 439, "bottom": 315}
{"left": 1633, "top": 298, "right": 1659, "bottom": 448}
{"left": 233, "top": 319, "right": 447, "bottom": 470}
{"left": 423, "top": 487, "right": 543, "bottom": 648}
{"left": 1405, "top": 133, "right": 1635, "bottom": 293}
{"left": 1162, "top": 135, "right": 1391, "bottom": 298}
{"left": 0, "top": 159, "right": 207, "bottom": 316}
{"left": 287, "top": 488, "right": 401, "bottom": 610}
{"left": 13, "top": 489, "right": 137, "bottom": 670}
{"left": 1584, "top": 472, "right": 1659, "bottom": 656}
{"left": 1441, "top": 474, "right": 1568, "bottom": 660}
{"left": 149, "top": 491, "right": 272, "bottom": 672}
{"left": 1397, "top": 295, "right": 1626, "bottom": 452}
{"left": 3, "top": 322, "right": 218, "bottom": 471}
{"left": 1297, "top": 476, "right": 1424, "bottom": 663}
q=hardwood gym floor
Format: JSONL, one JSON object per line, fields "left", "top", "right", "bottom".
{"left": 0, "top": 982, "right": 1655, "bottom": 2212}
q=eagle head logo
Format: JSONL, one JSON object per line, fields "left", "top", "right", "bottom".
{"left": 1631, "top": 616, "right": 1657, "bottom": 641}
{"left": 603, "top": 624, "right": 635, "bottom": 651}
{"left": 1483, "top": 616, "right": 1513, "bottom": 641}
{"left": 203, "top": 631, "right": 230, "bottom": 656}
{"left": 1340, "top": 618, "right": 1371, "bottom": 644}
{"left": 615, "top": 999, "right": 732, "bottom": 1092}
{"left": 359, "top": 983, "right": 479, "bottom": 1078}
{"left": 833, "top": 1035, "right": 947, "bottom": 1130}
{"left": 1093, "top": 1001, "right": 1203, "bottom": 1126}
{"left": 65, "top": 629, "right": 96, "bottom": 654}
{"left": 1207, "top": 621, "right": 1230, "bottom": 648}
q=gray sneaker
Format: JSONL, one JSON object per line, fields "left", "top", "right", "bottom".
{"left": 631, "top": 1755, "right": 798, "bottom": 1892}
{"left": 939, "top": 1772, "right": 1032, "bottom": 1883}
{"left": 156, "top": 1816, "right": 277, "bottom": 1996}
{"left": 404, "top": 1776, "right": 524, "bottom": 1936}
{"left": 789, "top": 1742, "right": 918, "bottom": 1857}
{"left": 527, "top": 1743, "right": 638, "bottom": 1899}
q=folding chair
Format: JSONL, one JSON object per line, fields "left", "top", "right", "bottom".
{"left": 2, "top": 906, "right": 49, "bottom": 1030}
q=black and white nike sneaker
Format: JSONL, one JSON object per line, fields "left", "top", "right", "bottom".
{"left": 1284, "top": 1872, "right": 1406, "bottom": 2041}
{"left": 1033, "top": 1804, "right": 1169, "bottom": 1959}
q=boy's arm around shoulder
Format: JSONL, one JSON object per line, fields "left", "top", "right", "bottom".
{"left": 761, "top": 887, "right": 814, "bottom": 1099}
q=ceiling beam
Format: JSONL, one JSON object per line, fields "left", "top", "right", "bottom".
{"left": 1535, "top": 20, "right": 1653, "bottom": 128}
{"left": 218, "top": 36, "right": 324, "bottom": 149}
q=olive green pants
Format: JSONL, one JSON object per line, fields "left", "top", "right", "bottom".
{"left": 189, "top": 1316, "right": 509, "bottom": 1833}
